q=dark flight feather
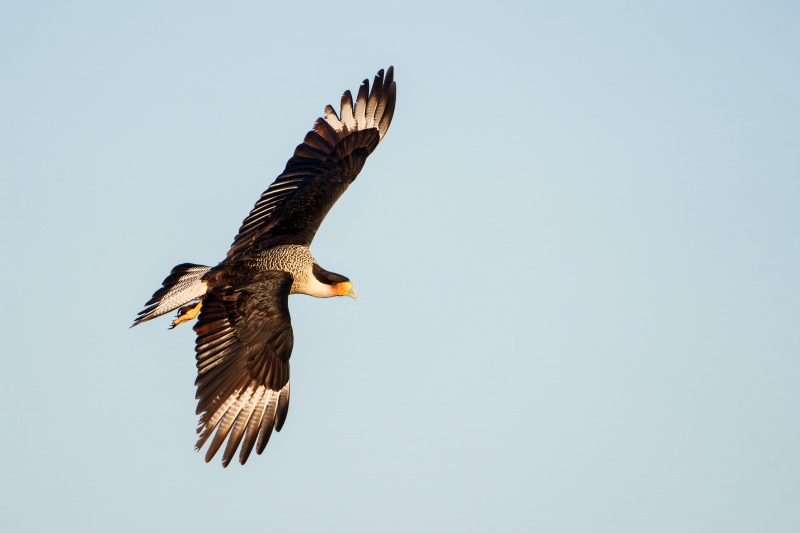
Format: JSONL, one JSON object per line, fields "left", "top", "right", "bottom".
{"left": 192, "top": 267, "right": 294, "bottom": 465}
{"left": 227, "top": 67, "right": 396, "bottom": 258}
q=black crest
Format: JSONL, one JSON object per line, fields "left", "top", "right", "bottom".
{"left": 312, "top": 263, "right": 349, "bottom": 285}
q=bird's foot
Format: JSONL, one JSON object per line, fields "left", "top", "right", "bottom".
{"left": 169, "top": 301, "right": 202, "bottom": 329}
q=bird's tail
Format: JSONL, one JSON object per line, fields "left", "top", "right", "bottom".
{"left": 132, "top": 263, "right": 211, "bottom": 327}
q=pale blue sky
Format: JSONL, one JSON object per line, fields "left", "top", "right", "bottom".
{"left": 2, "top": 1, "right": 799, "bottom": 531}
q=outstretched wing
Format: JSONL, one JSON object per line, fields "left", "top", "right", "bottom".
{"left": 227, "top": 66, "right": 396, "bottom": 259}
{"left": 193, "top": 266, "right": 294, "bottom": 466}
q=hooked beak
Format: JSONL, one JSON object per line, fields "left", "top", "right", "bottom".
{"left": 347, "top": 285, "right": 358, "bottom": 301}
{"left": 334, "top": 281, "right": 358, "bottom": 300}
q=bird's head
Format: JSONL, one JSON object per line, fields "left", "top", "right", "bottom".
{"left": 311, "top": 263, "right": 358, "bottom": 300}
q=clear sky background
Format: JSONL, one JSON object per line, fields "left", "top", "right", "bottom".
{"left": 2, "top": 1, "right": 799, "bottom": 531}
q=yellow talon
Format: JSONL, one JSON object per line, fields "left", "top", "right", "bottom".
{"left": 171, "top": 300, "right": 202, "bottom": 328}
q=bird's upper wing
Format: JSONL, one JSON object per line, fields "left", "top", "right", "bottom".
{"left": 192, "top": 265, "right": 294, "bottom": 466}
{"left": 226, "top": 66, "right": 396, "bottom": 259}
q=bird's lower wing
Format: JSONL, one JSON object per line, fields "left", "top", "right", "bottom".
{"left": 193, "top": 267, "right": 294, "bottom": 466}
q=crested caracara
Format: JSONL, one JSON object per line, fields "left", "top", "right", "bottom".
{"left": 132, "top": 67, "right": 396, "bottom": 466}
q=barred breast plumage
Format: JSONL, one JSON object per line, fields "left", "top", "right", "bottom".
{"left": 248, "top": 245, "right": 315, "bottom": 294}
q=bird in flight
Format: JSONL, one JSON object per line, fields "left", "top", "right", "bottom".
{"left": 132, "top": 67, "right": 396, "bottom": 466}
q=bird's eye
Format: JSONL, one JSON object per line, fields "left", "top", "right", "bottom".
{"left": 331, "top": 282, "right": 338, "bottom": 287}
